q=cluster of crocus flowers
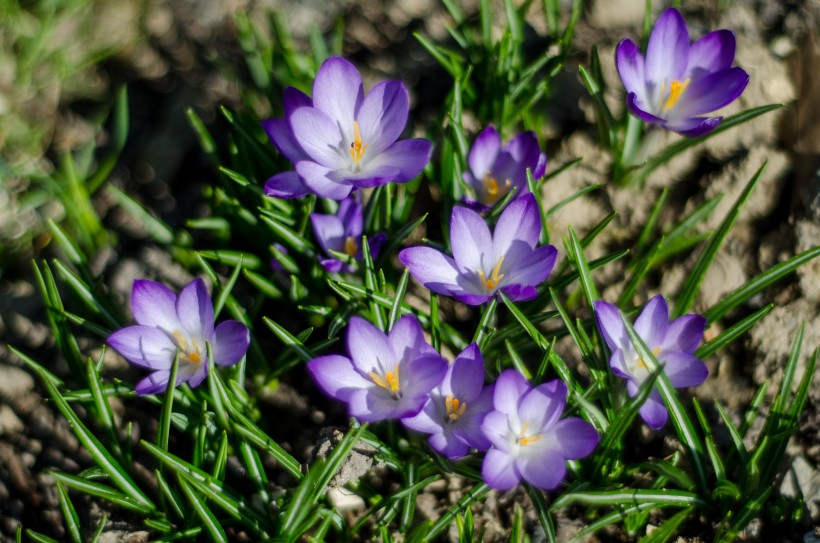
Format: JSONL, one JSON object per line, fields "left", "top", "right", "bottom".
{"left": 310, "top": 197, "right": 386, "bottom": 273}
{"left": 481, "top": 371, "right": 599, "bottom": 490}
{"left": 108, "top": 279, "right": 250, "bottom": 395}
{"left": 263, "top": 56, "right": 433, "bottom": 200}
{"left": 400, "top": 193, "right": 557, "bottom": 305}
{"left": 462, "top": 126, "right": 546, "bottom": 210}
{"left": 616, "top": 8, "right": 749, "bottom": 137}
{"left": 594, "top": 295, "right": 709, "bottom": 429}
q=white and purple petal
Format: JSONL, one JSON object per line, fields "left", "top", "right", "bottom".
{"left": 131, "top": 280, "right": 179, "bottom": 331}
{"left": 468, "top": 126, "right": 501, "bottom": 178}
{"left": 662, "top": 351, "right": 709, "bottom": 388}
{"left": 450, "top": 206, "right": 493, "bottom": 272}
{"left": 308, "top": 354, "right": 372, "bottom": 402}
{"left": 312, "top": 57, "right": 364, "bottom": 139}
{"left": 265, "top": 171, "right": 311, "bottom": 199}
{"left": 211, "top": 320, "right": 250, "bottom": 367}
{"left": 516, "top": 447, "right": 566, "bottom": 490}
{"left": 176, "top": 278, "right": 214, "bottom": 339}
{"left": 551, "top": 417, "right": 600, "bottom": 459}
{"left": 363, "top": 139, "right": 432, "bottom": 183}
{"left": 356, "top": 80, "right": 409, "bottom": 156}
{"left": 687, "top": 30, "right": 736, "bottom": 78}
{"left": 482, "top": 448, "right": 520, "bottom": 490}
{"left": 645, "top": 8, "right": 690, "bottom": 85}
{"left": 108, "top": 325, "right": 177, "bottom": 370}
{"left": 492, "top": 194, "right": 541, "bottom": 255}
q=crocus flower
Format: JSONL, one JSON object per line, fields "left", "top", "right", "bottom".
{"left": 310, "top": 197, "right": 387, "bottom": 273}
{"left": 615, "top": 8, "right": 749, "bottom": 137}
{"left": 480, "top": 370, "right": 599, "bottom": 490}
{"left": 307, "top": 316, "right": 447, "bottom": 422}
{"left": 399, "top": 193, "right": 557, "bottom": 305}
{"left": 108, "top": 279, "right": 250, "bottom": 395}
{"left": 462, "top": 126, "right": 546, "bottom": 209}
{"left": 263, "top": 56, "right": 433, "bottom": 200}
{"left": 402, "top": 343, "right": 494, "bottom": 459}
{"left": 594, "top": 295, "right": 709, "bottom": 429}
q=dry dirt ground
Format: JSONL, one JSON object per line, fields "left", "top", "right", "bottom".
{"left": 0, "top": 0, "right": 818, "bottom": 541}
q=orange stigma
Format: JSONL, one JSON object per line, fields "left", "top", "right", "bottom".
{"left": 344, "top": 236, "right": 358, "bottom": 258}
{"left": 482, "top": 173, "right": 511, "bottom": 204}
{"left": 477, "top": 256, "right": 505, "bottom": 292}
{"left": 445, "top": 395, "right": 468, "bottom": 421}
{"left": 661, "top": 79, "right": 690, "bottom": 111}
{"left": 349, "top": 121, "right": 367, "bottom": 165}
{"left": 370, "top": 364, "right": 401, "bottom": 396}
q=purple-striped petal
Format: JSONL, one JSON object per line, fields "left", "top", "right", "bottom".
{"left": 674, "top": 67, "right": 749, "bottom": 117}
{"left": 346, "top": 316, "right": 392, "bottom": 376}
{"left": 308, "top": 354, "right": 371, "bottom": 402}
{"left": 399, "top": 246, "right": 464, "bottom": 297}
{"left": 262, "top": 118, "right": 307, "bottom": 164}
{"left": 338, "top": 165, "right": 401, "bottom": 189}
{"left": 290, "top": 108, "right": 344, "bottom": 168}
{"left": 401, "top": 354, "right": 447, "bottom": 400}
{"left": 493, "top": 369, "right": 530, "bottom": 416}
{"left": 663, "top": 351, "right": 709, "bottom": 387}
{"left": 594, "top": 300, "right": 627, "bottom": 352}
{"left": 491, "top": 132, "right": 542, "bottom": 191}
{"left": 295, "top": 161, "right": 353, "bottom": 199}
{"left": 665, "top": 116, "right": 723, "bottom": 138}
{"left": 626, "top": 93, "right": 667, "bottom": 124}
{"left": 212, "top": 320, "right": 250, "bottom": 367}
{"left": 310, "top": 212, "right": 345, "bottom": 255}
{"left": 552, "top": 417, "right": 600, "bottom": 459}
{"left": 401, "top": 400, "right": 442, "bottom": 434}
{"left": 283, "top": 86, "right": 312, "bottom": 116}
{"left": 108, "top": 325, "right": 176, "bottom": 370}
{"left": 662, "top": 314, "right": 706, "bottom": 354}
{"left": 319, "top": 257, "right": 345, "bottom": 273}
{"left": 442, "top": 343, "right": 485, "bottom": 402}
{"left": 468, "top": 126, "right": 501, "bottom": 178}
{"left": 453, "top": 385, "right": 494, "bottom": 450}
{"left": 176, "top": 278, "right": 214, "bottom": 339}
{"left": 388, "top": 315, "right": 429, "bottom": 363}
{"left": 481, "top": 410, "right": 513, "bottom": 452}
{"left": 337, "top": 198, "right": 362, "bottom": 238}
{"left": 516, "top": 447, "right": 566, "bottom": 490}
{"left": 348, "top": 388, "right": 402, "bottom": 422}
{"left": 265, "top": 171, "right": 311, "bottom": 199}
{"left": 645, "top": 8, "right": 689, "bottom": 85}
{"left": 638, "top": 388, "right": 668, "bottom": 429}
{"left": 482, "top": 448, "right": 520, "bottom": 490}
{"left": 312, "top": 57, "right": 364, "bottom": 140}
{"left": 492, "top": 193, "right": 540, "bottom": 255}
{"left": 687, "top": 30, "right": 736, "bottom": 78}
{"left": 135, "top": 371, "right": 171, "bottom": 396}
{"left": 634, "top": 295, "right": 669, "bottom": 348}
{"left": 131, "top": 280, "right": 179, "bottom": 331}
{"left": 499, "top": 284, "right": 538, "bottom": 302}
{"left": 519, "top": 379, "right": 567, "bottom": 432}
{"left": 187, "top": 366, "right": 208, "bottom": 388}
{"left": 615, "top": 38, "right": 646, "bottom": 98}
{"left": 357, "top": 80, "right": 409, "bottom": 156}
{"left": 450, "top": 206, "right": 492, "bottom": 272}
{"left": 533, "top": 152, "right": 547, "bottom": 179}
{"left": 365, "top": 139, "right": 433, "bottom": 183}
{"left": 429, "top": 431, "right": 470, "bottom": 460}
{"left": 500, "top": 244, "right": 557, "bottom": 290}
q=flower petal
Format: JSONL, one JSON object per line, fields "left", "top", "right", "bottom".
{"left": 663, "top": 314, "right": 706, "bottom": 354}
{"left": 131, "top": 280, "right": 179, "bottom": 331}
{"left": 627, "top": 93, "right": 667, "bottom": 123}
{"left": 388, "top": 315, "right": 428, "bottom": 362}
{"left": 491, "top": 132, "right": 542, "bottom": 192}
{"left": 492, "top": 193, "right": 540, "bottom": 255}
{"left": 594, "top": 300, "right": 627, "bottom": 352}
{"left": 645, "top": 8, "right": 690, "bottom": 85}
{"left": 310, "top": 212, "right": 345, "bottom": 256}
{"left": 429, "top": 431, "right": 470, "bottom": 460}
{"left": 499, "top": 243, "right": 557, "bottom": 290}
{"left": 364, "top": 139, "right": 433, "bottom": 183}
{"left": 516, "top": 447, "right": 566, "bottom": 490}
{"left": 450, "top": 206, "right": 492, "bottom": 272}
{"left": 551, "top": 417, "right": 600, "bottom": 459}
{"left": 367, "top": 233, "right": 388, "bottom": 260}
{"left": 615, "top": 38, "right": 646, "bottom": 98}
{"left": 443, "top": 343, "right": 485, "bottom": 401}
{"left": 493, "top": 369, "right": 530, "bottom": 415}
{"left": 357, "top": 80, "right": 409, "bottom": 156}
{"left": 290, "top": 107, "right": 344, "bottom": 168}
{"left": 283, "top": 86, "right": 312, "bottom": 116}
{"left": 402, "top": 353, "right": 448, "bottom": 400}
{"left": 176, "top": 278, "right": 214, "bottom": 339}
{"left": 135, "top": 371, "right": 171, "bottom": 396}
{"left": 638, "top": 388, "right": 668, "bottom": 429}
{"left": 634, "top": 295, "right": 668, "bottom": 348}
{"left": 663, "top": 351, "right": 709, "bottom": 388}
{"left": 211, "top": 321, "right": 250, "bottom": 367}
{"left": 673, "top": 67, "right": 749, "bottom": 117}
{"left": 533, "top": 152, "right": 547, "bottom": 180}
{"left": 519, "top": 379, "right": 567, "bottom": 432}
{"left": 482, "top": 448, "right": 520, "bottom": 490}
{"left": 312, "top": 57, "right": 364, "bottom": 140}
{"left": 664, "top": 116, "right": 723, "bottom": 137}
{"left": 348, "top": 388, "right": 401, "bottom": 422}
{"left": 453, "top": 385, "right": 494, "bottom": 450}
{"left": 187, "top": 365, "right": 208, "bottom": 388}
{"left": 468, "top": 126, "right": 501, "bottom": 178}
{"left": 308, "top": 354, "right": 371, "bottom": 402}
{"left": 337, "top": 165, "right": 401, "bottom": 189}
{"left": 481, "top": 410, "right": 512, "bottom": 452}
{"left": 295, "top": 161, "right": 354, "bottom": 199}
{"left": 399, "top": 246, "right": 464, "bottom": 297}
{"left": 337, "top": 198, "right": 362, "bottom": 238}
{"left": 262, "top": 118, "right": 307, "bottom": 164}
{"left": 687, "top": 30, "right": 736, "bottom": 78}
{"left": 108, "top": 325, "right": 176, "bottom": 369}
{"left": 265, "top": 171, "right": 311, "bottom": 199}
{"left": 346, "top": 316, "right": 392, "bottom": 375}
{"left": 402, "top": 399, "right": 442, "bottom": 434}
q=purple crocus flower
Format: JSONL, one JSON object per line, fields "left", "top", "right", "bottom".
{"left": 108, "top": 279, "right": 250, "bottom": 395}
{"left": 307, "top": 316, "right": 447, "bottom": 422}
{"left": 616, "top": 8, "right": 749, "bottom": 137}
{"left": 402, "top": 343, "right": 494, "bottom": 459}
{"left": 463, "top": 126, "right": 546, "bottom": 209}
{"left": 480, "top": 370, "right": 599, "bottom": 490}
{"left": 263, "top": 56, "right": 433, "bottom": 200}
{"left": 399, "top": 193, "right": 557, "bottom": 305}
{"left": 594, "top": 295, "right": 709, "bottom": 429}
{"left": 310, "top": 197, "right": 387, "bottom": 273}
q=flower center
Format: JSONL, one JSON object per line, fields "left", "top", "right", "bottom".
{"left": 477, "top": 256, "right": 505, "bottom": 292}
{"left": 344, "top": 235, "right": 358, "bottom": 258}
{"left": 349, "top": 121, "right": 367, "bottom": 166}
{"left": 482, "top": 173, "right": 511, "bottom": 204}
{"left": 660, "top": 78, "right": 690, "bottom": 111}
{"left": 515, "top": 419, "right": 541, "bottom": 447}
{"left": 369, "top": 364, "right": 401, "bottom": 398}
{"left": 632, "top": 346, "right": 662, "bottom": 379}
{"left": 445, "top": 395, "right": 467, "bottom": 422}
{"left": 172, "top": 330, "right": 203, "bottom": 364}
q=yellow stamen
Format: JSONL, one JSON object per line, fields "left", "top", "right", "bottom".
{"left": 477, "top": 256, "right": 505, "bottom": 291}
{"left": 344, "top": 236, "right": 358, "bottom": 258}
{"left": 369, "top": 364, "right": 401, "bottom": 396}
{"left": 349, "top": 121, "right": 367, "bottom": 165}
{"left": 635, "top": 347, "right": 662, "bottom": 371}
{"left": 482, "top": 173, "right": 512, "bottom": 204}
{"left": 172, "top": 331, "right": 203, "bottom": 364}
{"left": 518, "top": 434, "right": 542, "bottom": 446}
{"left": 662, "top": 79, "right": 690, "bottom": 111}
{"left": 445, "top": 395, "right": 468, "bottom": 421}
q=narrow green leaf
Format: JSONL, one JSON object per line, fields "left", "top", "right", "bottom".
{"left": 50, "top": 472, "right": 152, "bottom": 514}
{"left": 56, "top": 483, "right": 83, "bottom": 543}
{"left": 178, "top": 477, "right": 228, "bottom": 543}
{"left": 106, "top": 185, "right": 174, "bottom": 244}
